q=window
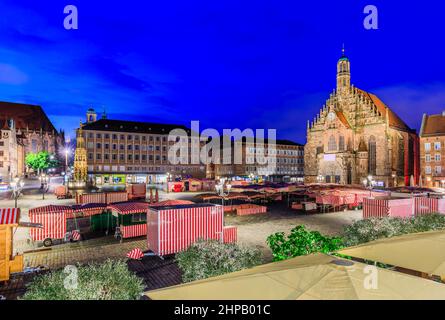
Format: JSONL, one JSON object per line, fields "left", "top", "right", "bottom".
{"left": 128, "top": 154, "right": 133, "bottom": 161}
{"left": 435, "top": 142, "right": 441, "bottom": 151}
{"left": 135, "top": 155, "right": 139, "bottom": 161}
{"left": 96, "top": 143, "right": 102, "bottom": 149}
{"left": 0, "top": 161, "right": 3, "bottom": 168}
{"left": 0, "top": 151, "right": 3, "bottom": 157}
{"left": 96, "top": 154, "right": 101, "bottom": 160}
{"left": 105, "top": 134, "right": 110, "bottom": 139}
{"left": 128, "top": 135, "right": 132, "bottom": 140}
{"left": 156, "top": 137, "right": 160, "bottom": 142}
{"left": 155, "top": 146, "right": 160, "bottom": 151}
{"left": 425, "top": 166, "right": 432, "bottom": 174}
{"left": 112, "top": 134, "right": 117, "bottom": 140}
{"left": 112, "top": 154, "right": 117, "bottom": 160}
{"left": 132, "top": 212, "right": 146, "bottom": 223}
{"left": 436, "top": 166, "right": 442, "bottom": 174}
{"left": 112, "top": 144, "right": 117, "bottom": 150}
{"left": 368, "top": 136, "right": 377, "bottom": 175}
{"left": 87, "top": 142, "right": 94, "bottom": 149}
{"left": 142, "top": 155, "right": 147, "bottom": 161}
{"left": 120, "top": 144, "right": 124, "bottom": 150}
{"left": 425, "top": 143, "right": 431, "bottom": 152}
{"left": 426, "top": 154, "right": 431, "bottom": 162}
{"left": 88, "top": 153, "right": 93, "bottom": 160}
{"left": 149, "top": 155, "right": 153, "bottom": 161}
{"left": 104, "top": 154, "right": 109, "bottom": 160}
{"left": 96, "top": 134, "right": 102, "bottom": 139}
{"left": 338, "top": 136, "right": 345, "bottom": 151}
{"left": 328, "top": 135, "right": 336, "bottom": 152}
{"left": 135, "top": 145, "right": 140, "bottom": 151}
{"left": 436, "top": 154, "right": 441, "bottom": 162}
{"left": 120, "top": 135, "right": 125, "bottom": 140}
{"left": 119, "top": 154, "right": 124, "bottom": 161}
{"left": 88, "top": 133, "right": 94, "bottom": 139}
{"left": 155, "top": 155, "right": 160, "bottom": 161}
{"left": 105, "top": 144, "right": 109, "bottom": 150}
{"left": 128, "top": 145, "right": 133, "bottom": 150}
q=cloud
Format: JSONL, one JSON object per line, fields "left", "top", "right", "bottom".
{"left": 0, "top": 63, "right": 29, "bottom": 85}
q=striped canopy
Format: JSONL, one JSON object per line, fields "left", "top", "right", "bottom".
{"left": 149, "top": 200, "right": 195, "bottom": 207}
{"left": 108, "top": 202, "right": 149, "bottom": 215}
{"left": 0, "top": 208, "right": 20, "bottom": 225}
{"left": 71, "top": 203, "right": 107, "bottom": 215}
{"left": 29, "top": 205, "right": 74, "bottom": 215}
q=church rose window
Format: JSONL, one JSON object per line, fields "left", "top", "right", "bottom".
{"left": 368, "top": 136, "right": 377, "bottom": 175}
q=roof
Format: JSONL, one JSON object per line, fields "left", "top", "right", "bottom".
{"left": 149, "top": 203, "right": 220, "bottom": 211}
{"left": 356, "top": 89, "right": 413, "bottom": 132}
{"left": 420, "top": 114, "right": 445, "bottom": 137}
{"left": 241, "top": 137, "right": 303, "bottom": 147}
{"left": 146, "top": 253, "right": 445, "bottom": 300}
{"left": 81, "top": 118, "right": 192, "bottom": 135}
{"left": 0, "top": 208, "right": 20, "bottom": 225}
{"left": 338, "top": 229, "right": 445, "bottom": 277}
{"left": 107, "top": 202, "right": 150, "bottom": 215}
{"left": 335, "top": 110, "right": 351, "bottom": 129}
{"left": 0, "top": 101, "right": 57, "bottom": 133}
{"left": 28, "top": 205, "right": 74, "bottom": 215}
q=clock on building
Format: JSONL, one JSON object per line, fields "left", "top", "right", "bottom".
{"left": 327, "top": 111, "right": 336, "bottom": 121}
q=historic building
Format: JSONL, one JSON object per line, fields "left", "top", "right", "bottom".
{"left": 79, "top": 108, "right": 206, "bottom": 186}
{"left": 0, "top": 102, "right": 63, "bottom": 182}
{"left": 419, "top": 112, "right": 445, "bottom": 187}
{"left": 304, "top": 50, "right": 419, "bottom": 187}
{"left": 207, "top": 138, "right": 304, "bottom": 182}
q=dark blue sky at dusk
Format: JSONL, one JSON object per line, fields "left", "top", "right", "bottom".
{"left": 0, "top": 0, "right": 444, "bottom": 144}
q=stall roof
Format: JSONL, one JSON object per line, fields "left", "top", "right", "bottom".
{"left": 149, "top": 200, "right": 195, "bottom": 207}
{"left": 108, "top": 202, "right": 150, "bottom": 215}
{"left": 0, "top": 208, "right": 20, "bottom": 225}
{"left": 146, "top": 253, "right": 445, "bottom": 300}
{"left": 338, "top": 230, "right": 445, "bottom": 277}
{"left": 149, "top": 203, "right": 221, "bottom": 211}
{"left": 29, "top": 205, "right": 74, "bottom": 215}
{"left": 71, "top": 203, "right": 107, "bottom": 214}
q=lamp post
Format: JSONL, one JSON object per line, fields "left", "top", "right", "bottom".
{"left": 39, "top": 173, "right": 49, "bottom": 200}
{"left": 64, "top": 149, "right": 70, "bottom": 173}
{"left": 215, "top": 177, "right": 231, "bottom": 206}
{"left": 10, "top": 177, "right": 25, "bottom": 208}
{"left": 363, "top": 175, "right": 374, "bottom": 197}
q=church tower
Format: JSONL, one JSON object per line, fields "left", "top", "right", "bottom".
{"left": 336, "top": 46, "right": 351, "bottom": 91}
{"left": 73, "top": 121, "right": 88, "bottom": 183}
{"left": 86, "top": 107, "right": 97, "bottom": 123}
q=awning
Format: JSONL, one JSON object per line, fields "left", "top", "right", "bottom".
{"left": 107, "top": 202, "right": 149, "bottom": 215}
{"left": 71, "top": 203, "right": 107, "bottom": 216}
{"left": 28, "top": 205, "right": 74, "bottom": 216}
{"left": 0, "top": 208, "right": 20, "bottom": 225}
{"left": 337, "top": 230, "right": 445, "bottom": 278}
{"left": 149, "top": 200, "right": 195, "bottom": 207}
{"left": 146, "top": 253, "right": 445, "bottom": 300}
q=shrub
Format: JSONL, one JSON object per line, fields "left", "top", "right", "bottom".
{"left": 176, "top": 240, "right": 262, "bottom": 283}
{"left": 21, "top": 259, "right": 144, "bottom": 300}
{"left": 266, "top": 225, "right": 343, "bottom": 262}
{"left": 342, "top": 214, "right": 445, "bottom": 247}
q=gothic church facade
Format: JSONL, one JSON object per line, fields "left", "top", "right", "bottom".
{"left": 304, "top": 50, "right": 419, "bottom": 187}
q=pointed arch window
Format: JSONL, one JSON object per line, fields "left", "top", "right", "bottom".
{"left": 328, "top": 135, "right": 337, "bottom": 152}
{"left": 339, "top": 136, "right": 345, "bottom": 151}
{"left": 368, "top": 136, "right": 377, "bottom": 175}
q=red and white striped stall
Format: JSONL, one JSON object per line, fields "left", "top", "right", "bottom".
{"left": 414, "top": 197, "right": 439, "bottom": 216}
{"left": 147, "top": 204, "right": 225, "bottom": 256}
{"left": 236, "top": 204, "right": 267, "bottom": 216}
{"left": 76, "top": 193, "right": 106, "bottom": 205}
{"left": 106, "top": 192, "right": 128, "bottom": 204}
{"left": 71, "top": 203, "right": 107, "bottom": 217}
{"left": 0, "top": 208, "right": 20, "bottom": 225}
{"left": 29, "top": 205, "right": 74, "bottom": 242}
{"left": 108, "top": 202, "right": 150, "bottom": 239}
{"left": 222, "top": 226, "right": 237, "bottom": 244}
{"left": 363, "top": 197, "right": 413, "bottom": 219}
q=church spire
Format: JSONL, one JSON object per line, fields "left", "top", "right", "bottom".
{"left": 337, "top": 45, "right": 350, "bottom": 92}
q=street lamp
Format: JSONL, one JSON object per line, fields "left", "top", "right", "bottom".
{"left": 215, "top": 177, "right": 232, "bottom": 205}
{"left": 363, "top": 175, "right": 374, "bottom": 197}
{"left": 64, "top": 148, "right": 70, "bottom": 172}
{"left": 39, "top": 173, "right": 49, "bottom": 200}
{"left": 10, "top": 177, "right": 25, "bottom": 208}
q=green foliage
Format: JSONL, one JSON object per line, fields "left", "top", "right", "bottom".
{"left": 176, "top": 239, "right": 262, "bottom": 283}
{"left": 266, "top": 225, "right": 343, "bottom": 262}
{"left": 21, "top": 259, "right": 144, "bottom": 300}
{"left": 25, "top": 151, "right": 58, "bottom": 171}
{"left": 342, "top": 214, "right": 445, "bottom": 247}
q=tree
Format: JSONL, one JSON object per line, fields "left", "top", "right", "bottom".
{"left": 25, "top": 151, "right": 58, "bottom": 173}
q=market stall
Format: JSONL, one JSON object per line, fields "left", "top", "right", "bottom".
{"left": 108, "top": 202, "right": 150, "bottom": 241}
{"left": 0, "top": 208, "right": 23, "bottom": 281}
{"left": 147, "top": 203, "right": 236, "bottom": 256}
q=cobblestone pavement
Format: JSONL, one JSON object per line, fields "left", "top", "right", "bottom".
{"left": 24, "top": 236, "right": 147, "bottom": 270}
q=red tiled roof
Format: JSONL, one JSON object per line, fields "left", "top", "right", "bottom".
{"left": 335, "top": 110, "right": 351, "bottom": 128}
{"left": 421, "top": 114, "right": 445, "bottom": 136}
{"left": 356, "top": 89, "right": 412, "bottom": 132}
{"left": 0, "top": 101, "right": 57, "bottom": 133}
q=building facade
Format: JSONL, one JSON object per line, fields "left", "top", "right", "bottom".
{"left": 0, "top": 102, "right": 62, "bottom": 182}
{"left": 419, "top": 112, "right": 445, "bottom": 187}
{"left": 207, "top": 138, "right": 304, "bottom": 182}
{"left": 304, "top": 51, "right": 419, "bottom": 187}
{"left": 79, "top": 109, "right": 206, "bottom": 186}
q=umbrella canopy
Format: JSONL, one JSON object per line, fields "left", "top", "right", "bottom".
{"left": 338, "top": 230, "right": 445, "bottom": 278}
{"left": 146, "top": 253, "right": 445, "bottom": 300}
{"left": 149, "top": 200, "right": 195, "bottom": 207}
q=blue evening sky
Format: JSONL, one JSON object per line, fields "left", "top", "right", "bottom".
{"left": 0, "top": 0, "right": 444, "bottom": 143}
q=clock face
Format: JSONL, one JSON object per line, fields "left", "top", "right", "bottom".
{"left": 327, "top": 112, "right": 336, "bottom": 121}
